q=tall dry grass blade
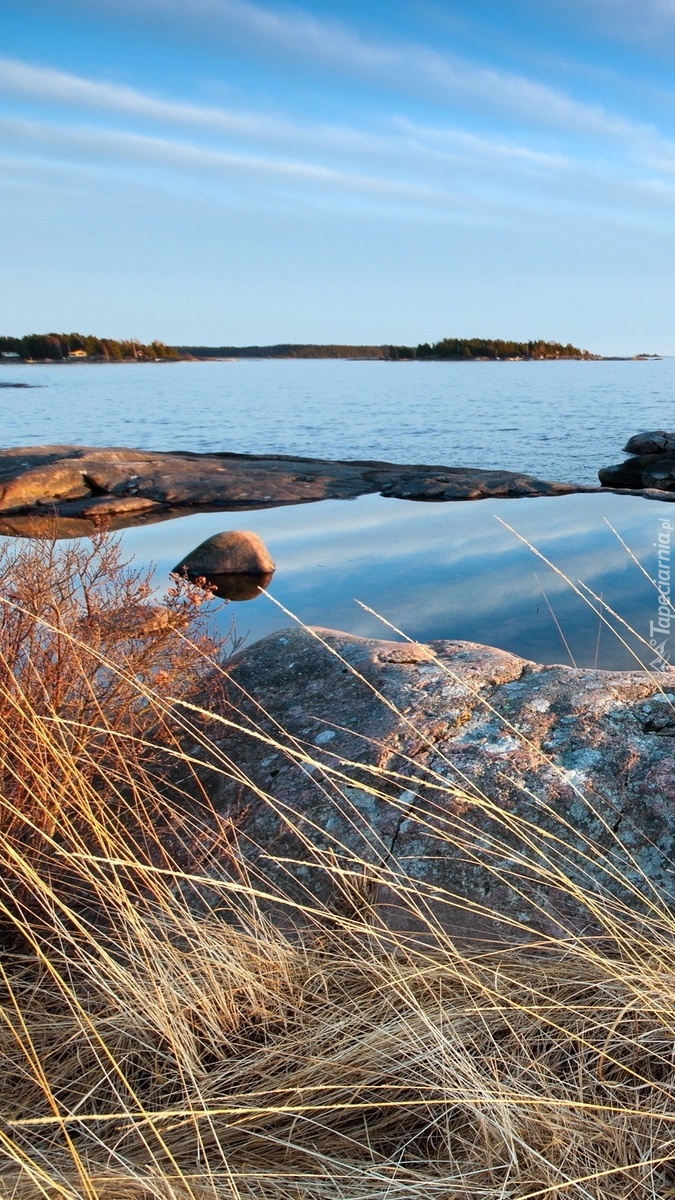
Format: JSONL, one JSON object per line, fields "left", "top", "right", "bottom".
{"left": 4, "top": 534, "right": 675, "bottom": 1198}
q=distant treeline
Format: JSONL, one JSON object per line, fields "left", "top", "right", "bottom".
{"left": 0, "top": 333, "right": 180, "bottom": 361}
{"left": 179, "top": 344, "right": 389, "bottom": 359}
{"left": 179, "top": 338, "right": 595, "bottom": 361}
{"left": 1, "top": 334, "right": 596, "bottom": 362}
{"left": 398, "top": 338, "right": 595, "bottom": 360}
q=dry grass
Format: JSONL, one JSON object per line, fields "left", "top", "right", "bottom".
{"left": 0, "top": 535, "right": 674, "bottom": 1199}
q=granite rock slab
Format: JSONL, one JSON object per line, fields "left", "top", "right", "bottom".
{"left": 0, "top": 445, "right": 596, "bottom": 536}
{"left": 188, "top": 627, "right": 675, "bottom": 947}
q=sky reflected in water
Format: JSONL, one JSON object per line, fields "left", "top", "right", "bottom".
{"left": 117, "top": 491, "right": 670, "bottom": 671}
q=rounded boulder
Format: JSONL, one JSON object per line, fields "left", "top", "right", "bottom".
{"left": 174, "top": 530, "right": 275, "bottom": 582}
{"left": 623, "top": 431, "right": 675, "bottom": 455}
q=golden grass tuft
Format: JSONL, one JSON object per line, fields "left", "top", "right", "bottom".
{"left": 0, "top": 534, "right": 674, "bottom": 1198}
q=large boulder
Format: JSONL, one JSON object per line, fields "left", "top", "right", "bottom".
{"left": 598, "top": 453, "right": 675, "bottom": 489}
{"left": 190, "top": 628, "right": 675, "bottom": 946}
{"left": 174, "top": 530, "right": 275, "bottom": 582}
{"left": 598, "top": 457, "right": 648, "bottom": 488}
{"left": 641, "top": 458, "right": 675, "bottom": 490}
{"left": 624, "top": 431, "right": 675, "bottom": 455}
{"left": 600, "top": 437, "right": 675, "bottom": 492}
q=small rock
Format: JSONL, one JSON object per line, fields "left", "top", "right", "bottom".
{"left": 314, "top": 729, "right": 336, "bottom": 745}
{"left": 174, "top": 530, "right": 275, "bottom": 584}
{"left": 378, "top": 644, "right": 435, "bottom": 664}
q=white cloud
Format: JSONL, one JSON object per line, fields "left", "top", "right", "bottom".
{"left": 0, "top": 57, "right": 582, "bottom": 201}
{"left": 394, "top": 119, "right": 570, "bottom": 172}
{"left": 0, "top": 57, "right": 431, "bottom": 170}
{"left": 4, "top": 101, "right": 675, "bottom": 234}
{"left": 533, "top": 0, "right": 675, "bottom": 53}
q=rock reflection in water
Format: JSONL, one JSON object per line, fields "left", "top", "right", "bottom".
{"left": 195, "top": 571, "right": 275, "bottom": 601}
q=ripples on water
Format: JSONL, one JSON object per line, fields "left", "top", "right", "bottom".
{"left": 0, "top": 358, "right": 669, "bottom": 665}
{"left": 0, "top": 357, "right": 668, "bottom": 485}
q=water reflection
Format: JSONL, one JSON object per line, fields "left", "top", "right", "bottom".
{"left": 194, "top": 571, "right": 275, "bottom": 601}
{"left": 108, "top": 491, "right": 668, "bottom": 672}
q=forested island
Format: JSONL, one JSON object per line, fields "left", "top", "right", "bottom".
{"left": 180, "top": 337, "right": 598, "bottom": 360}
{"left": 1, "top": 333, "right": 652, "bottom": 363}
{"left": 0, "top": 333, "right": 180, "bottom": 362}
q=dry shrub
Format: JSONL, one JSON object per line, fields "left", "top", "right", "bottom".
{"left": 0, "top": 530, "right": 224, "bottom": 765}
{"left": 0, "top": 533, "right": 231, "bottom": 935}
{"left": 0, "top": 536, "right": 675, "bottom": 1198}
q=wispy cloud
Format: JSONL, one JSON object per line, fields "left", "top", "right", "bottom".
{"left": 4, "top": 48, "right": 675, "bottom": 188}
{"left": 0, "top": 114, "right": 471, "bottom": 209}
{"left": 0, "top": 57, "right": 310, "bottom": 143}
{"left": 72, "top": 0, "right": 674, "bottom": 152}
{"left": 0, "top": 56, "right": 586, "bottom": 193}
{"left": 0, "top": 55, "right": 566, "bottom": 166}
{"left": 0, "top": 57, "right": 397, "bottom": 162}
{"left": 5, "top": 54, "right": 675, "bottom": 233}
{"left": 3, "top": 106, "right": 675, "bottom": 235}
{"left": 394, "top": 119, "right": 571, "bottom": 172}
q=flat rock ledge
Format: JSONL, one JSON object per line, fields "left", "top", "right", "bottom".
{"left": 191, "top": 627, "right": 675, "bottom": 947}
{"left": 0, "top": 445, "right": 598, "bottom": 536}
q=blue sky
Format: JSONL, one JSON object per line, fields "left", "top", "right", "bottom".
{"left": 2, "top": 0, "right": 675, "bottom": 351}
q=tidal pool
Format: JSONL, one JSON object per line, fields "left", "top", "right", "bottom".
{"left": 114, "top": 491, "right": 671, "bottom": 672}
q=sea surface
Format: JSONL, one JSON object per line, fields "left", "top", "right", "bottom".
{"left": 0, "top": 356, "right": 670, "bottom": 484}
{"left": 0, "top": 358, "right": 672, "bottom": 669}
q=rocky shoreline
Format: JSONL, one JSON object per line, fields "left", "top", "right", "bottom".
{"left": 0, "top": 441, "right": 673, "bottom": 538}
{"left": 0, "top": 438, "right": 672, "bottom": 940}
{"left": 188, "top": 626, "right": 675, "bottom": 945}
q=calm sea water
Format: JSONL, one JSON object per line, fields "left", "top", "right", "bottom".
{"left": 0, "top": 358, "right": 672, "bottom": 668}
{"left": 0, "top": 357, "right": 670, "bottom": 485}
